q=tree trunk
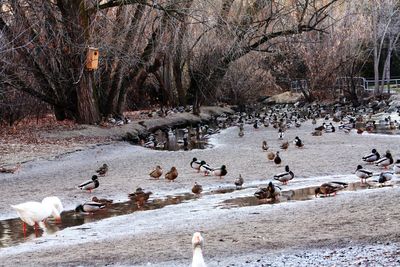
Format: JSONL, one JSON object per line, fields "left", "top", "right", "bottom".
{"left": 77, "top": 71, "right": 100, "bottom": 123}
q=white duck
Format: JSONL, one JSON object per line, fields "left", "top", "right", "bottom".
{"left": 191, "top": 232, "right": 207, "bottom": 267}
{"left": 11, "top": 196, "right": 63, "bottom": 234}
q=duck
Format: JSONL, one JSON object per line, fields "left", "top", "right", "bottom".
{"left": 254, "top": 182, "right": 281, "bottom": 200}
{"left": 355, "top": 165, "right": 373, "bottom": 183}
{"left": 200, "top": 163, "right": 213, "bottom": 176}
{"left": 149, "top": 165, "right": 163, "bottom": 179}
{"left": 254, "top": 187, "right": 269, "bottom": 199}
{"left": 129, "top": 187, "right": 152, "bottom": 206}
{"left": 274, "top": 151, "right": 282, "bottom": 166}
{"left": 238, "top": 127, "right": 244, "bottom": 137}
{"left": 378, "top": 171, "right": 393, "bottom": 184}
{"left": 325, "top": 122, "right": 335, "bottom": 133}
{"left": 262, "top": 141, "right": 269, "bottom": 151}
{"left": 192, "top": 182, "right": 203, "bottom": 195}
{"left": 96, "top": 163, "right": 108, "bottom": 176}
{"left": 234, "top": 174, "right": 244, "bottom": 189}
{"left": 191, "top": 232, "right": 207, "bottom": 267}
{"left": 11, "top": 196, "right": 63, "bottom": 235}
{"left": 393, "top": 159, "right": 400, "bottom": 174}
{"left": 311, "top": 130, "right": 322, "bottom": 136}
{"left": 165, "top": 167, "right": 178, "bottom": 181}
{"left": 266, "top": 181, "right": 281, "bottom": 200}
{"left": 293, "top": 136, "right": 304, "bottom": 148}
{"left": 190, "top": 158, "right": 205, "bottom": 172}
{"left": 375, "top": 151, "right": 394, "bottom": 169}
{"left": 75, "top": 201, "right": 106, "bottom": 213}
{"left": 280, "top": 141, "right": 289, "bottom": 150}
{"left": 267, "top": 151, "right": 275, "bottom": 161}
{"left": 362, "top": 149, "right": 380, "bottom": 163}
{"left": 78, "top": 175, "right": 99, "bottom": 193}
{"left": 41, "top": 196, "right": 64, "bottom": 223}
{"left": 91, "top": 196, "right": 113, "bottom": 205}
{"left": 212, "top": 165, "right": 227, "bottom": 178}
{"left": 315, "top": 123, "right": 326, "bottom": 131}
{"left": 278, "top": 128, "right": 284, "bottom": 140}
{"left": 273, "top": 165, "right": 294, "bottom": 185}
{"left": 314, "top": 182, "right": 348, "bottom": 197}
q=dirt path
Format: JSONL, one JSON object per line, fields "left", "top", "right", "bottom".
{"left": 1, "top": 115, "right": 400, "bottom": 266}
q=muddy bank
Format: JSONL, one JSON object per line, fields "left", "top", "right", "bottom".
{"left": 0, "top": 106, "right": 233, "bottom": 166}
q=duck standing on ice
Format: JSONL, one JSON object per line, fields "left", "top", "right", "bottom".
{"left": 362, "top": 149, "right": 380, "bottom": 163}
{"left": 375, "top": 151, "right": 394, "bottom": 169}
{"left": 78, "top": 175, "right": 99, "bottom": 193}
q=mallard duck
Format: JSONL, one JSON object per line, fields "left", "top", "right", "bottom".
{"left": 165, "top": 166, "right": 178, "bottom": 181}
{"left": 149, "top": 165, "right": 163, "bottom": 179}
{"left": 234, "top": 174, "right": 244, "bottom": 189}
{"left": 314, "top": 182, "right": 348, "bottom": 197}
{"left": 200, "top": 163, "right": 213, "bottom": 176}
{"left": 280, "top": 141, "right": 289, "bottom": 150}
{"left": 362, "top": 149, "right": 380, "bottom": 163}
{"left": 312, "top": 118, "right": 317, "bottom": 125}
{"left": 273, "top": 165, "right": 294, "bottom": 185}
{"left": 278, "top": 128, "right": 284, "bottom": 140}
{"left": 254, "top": 182, "right": 281, "bottom": 200}
{"left": 311, "top": 130, "right": 322, "bottom": 136}
{"left": 325, "top": 123, "right": 335, "bottom": 133}
{"left": 75, "top": 201, "right": 105, "bottom": 213}
{"left": 357, "top": 128, "right": 364, "bottom": 134}
{"left": 393, "top": 159, "right": 400, "bottom": 174}
{"left": 378, "top": 171, "right": 393, "bottom": 184}
{"left": 11, "top": 196, "right": 63, "bottom": 235}
{"left": 238, "top": 127, "right": 244, "bottom": 137}
{"left": 190, "top": 158, "right": 205, "bottom": 172}
{"left": 192, "top": 182, "right": 203, "bottom": 194}
{"left": 375, "top": 151, "right": 394, "bottom": 169}
{"left": 129, "top": 187, "right": 152, "bottom": 206}
{"left": 91, "top": 196, "right": 113, "bottom": 205}
{"left": 355, "top": 165, "right": 373, "bottom": 183}
{"left": 262, "top": 141, "right": 269, "bottom": 151}
{"left": 96, "top": 163, "right": 108, "bottom": 176}
{"left": 212, "top": 165, "right": 227, "bottom": 178}
{"left": 191, "top": 232, "right": 206, "bottom": 267}
{"left": 266, "top": 181, "right": 281, "bottom": 200}
{"left": 315, "top": 123, "right": 326, "bottom": 131}
{"left": 293, "top": 136, "right": 304, "bottom": 148}
{"left": 254, "top": 187, "right": 268, "bottom": 199}
{"left": 267, "top": 151, "right": 275, "bottom": 161}
{"left": 78, "top": 175, "right": 99, "bottom": 193}
{"left": 274, "top": 151, "right": 282, "bottom": 166}
{"left": 0, "top": 163, "right": 21, "bottom": 174}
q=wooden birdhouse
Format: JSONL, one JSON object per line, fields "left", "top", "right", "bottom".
{"left": 86, "top": 47, "right": 99, "bottom": 70}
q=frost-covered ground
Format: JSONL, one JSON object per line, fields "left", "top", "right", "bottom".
{"left": 1, "top": 119, "right": 400, "bottom": 266}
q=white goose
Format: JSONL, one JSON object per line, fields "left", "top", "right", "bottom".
{"left": 191, "top": 232, "right": 207, "bottom": 267}
{"left": 11, "top": 196, "right": 63, "bottom": 234}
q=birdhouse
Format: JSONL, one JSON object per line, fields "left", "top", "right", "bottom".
{"left": 86, "top": 47, "right": 99, "bottom": 70}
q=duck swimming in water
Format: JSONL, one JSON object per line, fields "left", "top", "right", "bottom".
{"left": 314, "top": 182, "right": 348, "bottom": 197}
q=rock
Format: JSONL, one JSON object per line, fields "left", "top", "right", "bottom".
{"left": 264, "top": 91, "right": 304, "bottom": 104}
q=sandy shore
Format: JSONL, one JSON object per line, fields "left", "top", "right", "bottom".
{"left": 1, "top": 116, "right": 400, "bottom": 266}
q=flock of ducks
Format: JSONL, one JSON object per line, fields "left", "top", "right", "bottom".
{"left": 7, "top": 100, "right": 400, "bottom": 266}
